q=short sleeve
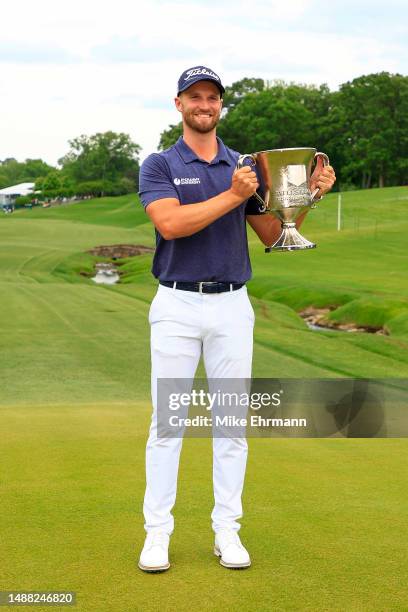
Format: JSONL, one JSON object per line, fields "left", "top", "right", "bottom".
{"left": 245, "top": 190, "right": 266, "bottom": 215}
{"left": 138, "top": 153, "right": 179, "bottom": 209}
{"left": 244, "top": 163, "right": 266, "bottom": 215}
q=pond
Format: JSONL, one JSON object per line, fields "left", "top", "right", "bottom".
{"left": 92, "top": 262, "right": 120, "bottom": 285}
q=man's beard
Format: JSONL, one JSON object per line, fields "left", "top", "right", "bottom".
{"left": 183, "top": 109, "right": 220, "bottom": 133}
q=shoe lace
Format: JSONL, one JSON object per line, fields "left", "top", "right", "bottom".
{"left": 148, "top": 531, "right": 168, "bottom": 548}
{"left": 218, "top": 529, "right": 241, "bottom": 548}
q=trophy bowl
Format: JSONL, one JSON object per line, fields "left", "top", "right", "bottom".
{"left": 237, "top": 147, "right": 329, "bottom": 252}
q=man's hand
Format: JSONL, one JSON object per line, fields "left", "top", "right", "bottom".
{"left": 310, "top": 157, "right": 336, "bottom": 197}
{"left": 230, "top": 166, "right": 259, "bottom": 201}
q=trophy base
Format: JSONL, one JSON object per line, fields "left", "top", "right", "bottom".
{"left": 265, "top": 223, "right": 316, "bottom": 252}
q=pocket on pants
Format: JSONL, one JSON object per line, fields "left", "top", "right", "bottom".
{"left": 148, "top": 286, "right": 179, "bottom": 324}
{"left": 148, "top": 291, "right": 160, "bottom": 324}
{"left": 242, "top": 289, "right": 255, "bottom": 325}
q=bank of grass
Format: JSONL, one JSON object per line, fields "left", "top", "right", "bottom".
{"left": 246, "top": 186, "right": 408, "bottom": 339}
{"left": 1, "top": 186, "right": 408, "bottom": 610}
{"left": 0, "top": 187, "right": 407, "bottom": 406}
{"left": 327, "top": 296, "right": 408, "bottom": 334}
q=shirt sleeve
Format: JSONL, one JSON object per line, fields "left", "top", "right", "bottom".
{"left": 244, "top": 164, "right": 266, "bottom": 215}
{"left": 245, "top": 190, "right": 266, "bottom": 215}
{"left": 138, "top": 153, "right": 179, "bottom": 209}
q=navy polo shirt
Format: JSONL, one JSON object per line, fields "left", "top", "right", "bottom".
{"left": 138, "top": 136, "right": 263, "bottom": 283}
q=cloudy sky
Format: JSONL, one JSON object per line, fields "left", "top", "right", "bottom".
{"left": 1, "top": 0, "right": 407, "bottom": 165}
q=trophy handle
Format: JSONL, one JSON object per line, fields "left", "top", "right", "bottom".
{"left": 311, "top": 152, "right": 330, "bottom": 204}
{"left": 236, "top": 154, "right": 268, "bottom": 213}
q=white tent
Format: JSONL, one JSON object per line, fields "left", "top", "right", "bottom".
{"left": 0, "top": 182, "right": 35, "bottom": 206}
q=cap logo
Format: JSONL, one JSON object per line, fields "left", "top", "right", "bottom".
{"left": 184, "top": 68, "right": 220, "bottom": 82}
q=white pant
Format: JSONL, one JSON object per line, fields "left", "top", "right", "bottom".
{"left": 143, "top": 284, "right": 255, "bottom": 534}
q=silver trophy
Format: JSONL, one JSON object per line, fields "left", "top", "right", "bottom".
{"left": 237, "top": 147, "right": 329, "bottom": 251}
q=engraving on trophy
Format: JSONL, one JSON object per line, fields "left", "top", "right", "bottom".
{"left": 275, "top": 165, "right": 309, "bottom": 204}
{"left": 285, "top": 164, "right": 307, "bottom": 187}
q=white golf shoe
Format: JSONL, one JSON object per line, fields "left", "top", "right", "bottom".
{"left": 214, "top": 529, "right": 251, "bottom": 569}
{"left": 138, "top": 531, "right": 170, "bottom": 572}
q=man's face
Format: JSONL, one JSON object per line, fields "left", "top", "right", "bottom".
{"left": 175, "top": 81, "right": 222, "bottom": 134}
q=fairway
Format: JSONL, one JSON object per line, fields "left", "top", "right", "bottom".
{"left": 1, "top": 189, "right": 408, "bottom": 610}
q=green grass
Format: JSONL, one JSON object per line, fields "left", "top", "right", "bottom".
{"left": 12, "top": 194, "right": 147, "bottom": 228}
{"left": 1, "top": 187, "right": 408, "bottom": 610}
{"left": 2, "top": 404, "right": 407, "bottom": 612}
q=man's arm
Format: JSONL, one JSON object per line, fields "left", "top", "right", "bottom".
{"left": 246, "top": 211, "right": 308, "bottom": 247}
{"left": 146, "top": 166, "right": 258, "bottom": 240}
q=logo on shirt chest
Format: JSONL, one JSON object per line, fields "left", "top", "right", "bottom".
{"left": 173, "top": 177, "right": 201, "bottom": 186}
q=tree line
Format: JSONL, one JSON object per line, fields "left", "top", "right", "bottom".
{"left": 159, "top": 72, "right": 408, "bottom": 191}
{"left": 1, "top": 72, "right": 406, "bottom": 199}
{"left": 0, "top": 131, "right": 141, "bottom": 200}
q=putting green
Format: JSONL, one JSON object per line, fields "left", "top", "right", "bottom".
{"left": 1, "top": 188, "right": 407, "bottom": 610}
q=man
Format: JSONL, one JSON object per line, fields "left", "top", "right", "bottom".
{"left": 138, "top": 66, "right": 336, "bottom": 572}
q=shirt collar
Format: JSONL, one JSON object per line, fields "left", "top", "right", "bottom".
{"left": 175, "top": 136, "right": 232, "bottom": 166}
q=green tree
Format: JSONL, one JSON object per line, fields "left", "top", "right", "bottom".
{"left": 222, "top": 77, "right": 265, "bottom": 113}
{"left": 59, "top": 131, "right": 141, "bottom": 195}
{"left": 335, "top": 72, "right": 408, "bottom": 188}
{"left": 0, "top": 158, "right": 20, "bottom": 185}
{"left": 75, "top": 180, "right": 107, "bottom": 197}
{"left": 158, "top": 123, "right": 183, "bottom": 151}
{"left": 42, "top": 172, "right": 61, "bottom": 198}
{"left": 21, "top": 159, "right": 56, "bottom": 181}
{"left": 0, "top": 158, "right": 55, "bottom": 187}
{"left": 218, "top": 82, "right": 326, "bottom": 153}
{"left": 57, "top": 175, "right": 75, "bottom": 198}
{"left": 34, "top": 176, "right": 45, "bottom": 193}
